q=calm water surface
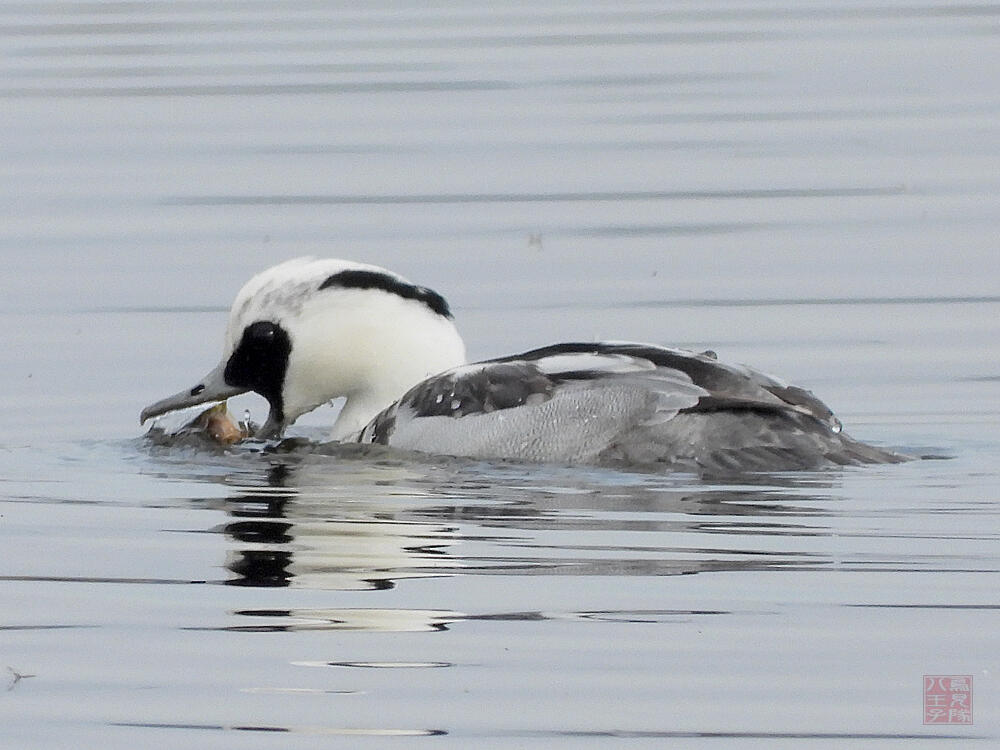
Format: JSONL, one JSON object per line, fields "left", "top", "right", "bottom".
{"left": 2, "top": 2, "right": 999, "bottom": 748}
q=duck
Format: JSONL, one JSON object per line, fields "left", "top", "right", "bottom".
{"left": 140, "top": 257, "right": 905, "bottom": 472}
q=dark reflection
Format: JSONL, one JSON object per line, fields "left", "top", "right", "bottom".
{"left": 225, "top": 520, "right": 292, "bottom": 545}
{"left": 150, "top": 442, "right": 855, "bottom": 596}
{"left": 138, "top": 436, "right": 992, "bottom": 634}
{"left": 226, "top": 549, "right": 293, "bottom": 588}
{"left": 212, "top": 464, "right": 300, "bottom": 586}
{"left": 219, "top": 609, "right": 454, "bottom": 633}
{"left": 197, "top": 606, "right": 732, "bottom": 633}
{"left": 203, "top": 451, "right": 467, "bottom": 593}
{"left": 112, "top": 722, "right": 445, "bottom": 736}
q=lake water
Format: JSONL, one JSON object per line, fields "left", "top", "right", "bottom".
{"left": 2, "top": 2, "right": 998, "bottom": 747}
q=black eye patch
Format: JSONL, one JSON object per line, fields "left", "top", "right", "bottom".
{"left": 223, "top": 321, "right": 292, "bottom": 421}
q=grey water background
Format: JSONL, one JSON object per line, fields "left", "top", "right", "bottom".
{"left": 2, "top": 1, "right": 999, "bottom": 747}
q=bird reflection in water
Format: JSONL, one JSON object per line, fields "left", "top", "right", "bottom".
{"left": 220, "top": 461, "right": 461, "bottom": 593}
{"left": 202, "top": 450, "right": 848, "bottom": 637}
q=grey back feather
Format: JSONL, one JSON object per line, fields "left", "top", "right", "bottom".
{"left": 356, "top": 342, "right": 903, "bottom": 471}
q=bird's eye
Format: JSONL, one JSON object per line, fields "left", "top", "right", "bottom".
{"left": 245, "top": 321, "right": 277, "bottom": 342}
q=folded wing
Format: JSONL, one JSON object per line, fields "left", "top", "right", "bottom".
{"left": 357, "top": 342, "right": 902, "bottom": 470}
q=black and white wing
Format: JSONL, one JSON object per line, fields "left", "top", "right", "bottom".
{"left": 356, "top": 345, "right": 706, "bottom": 462}
{"left": 357, "top": 342, "right": 902, "bottom": 470}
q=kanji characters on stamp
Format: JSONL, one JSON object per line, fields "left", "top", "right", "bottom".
{"left": 924, "top": 675, "right": 973, "bottom": 725}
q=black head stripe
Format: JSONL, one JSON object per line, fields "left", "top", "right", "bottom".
{"left": 318, "top": 269, "right": 452, "bottom": 318}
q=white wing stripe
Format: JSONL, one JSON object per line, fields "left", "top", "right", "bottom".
{"left": 533, "top": 352, "right": 658, "bottom": 376}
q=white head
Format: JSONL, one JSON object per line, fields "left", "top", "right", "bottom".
{"left": 141, "top": 258, "right": 467, "bottom": 439}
